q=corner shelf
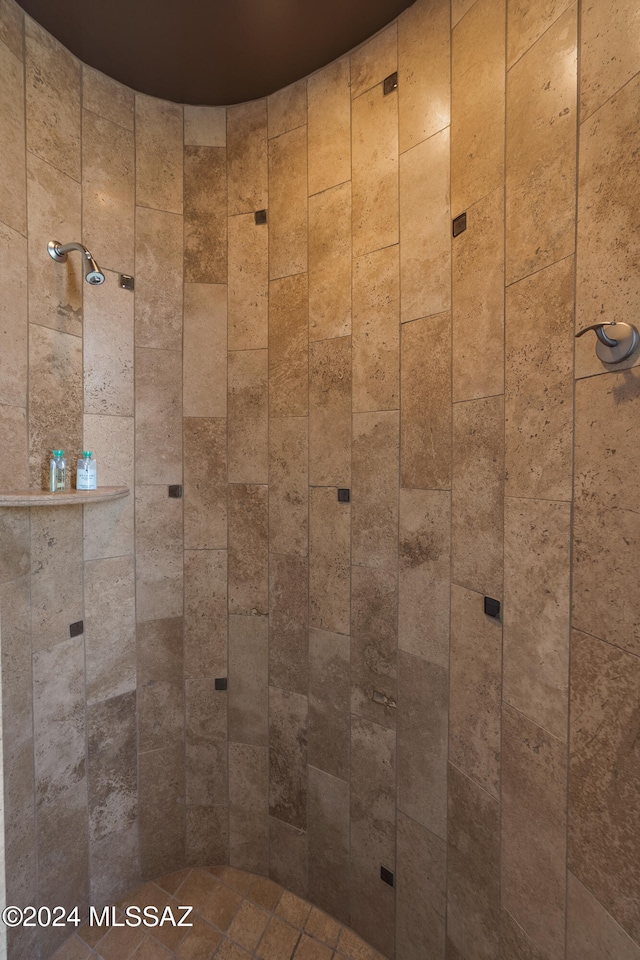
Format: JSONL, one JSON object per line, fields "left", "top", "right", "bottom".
{"left": 0, "top": 486, "right": 130, "bottom": 507}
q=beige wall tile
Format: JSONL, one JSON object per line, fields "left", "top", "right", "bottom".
{"left": 401, "top": 314, "right": 451, "bottom": 490}
{"left": 268, "top": 78, "right": 307, "bottom": 139}
{"left": 82, "top": 109, "right": 135, "bottom": 273}
{"left": 352, "top": 83, "right": 398, "bottom": 259}
{"left": 452, "top": 187, "right": 504, "bottom": 402}
{"left": 309, "top": 182, "right": 351, "bottom": 341}
{"left": 134, "top": 206, "right": 183, "bottom": 350}
{"left": 580, "top": 0, "right": 640, "bottom": 120}
{"left": 135, "top": 347, "right": 182, "bottom": 484}
{"left": 351, "top": 24, "right": 397, "bottom": 99}
{"left": 269, "top": 418, "right": 308, "bottom": 557}
{"left": 450, "top": 584, "right": 501, "bottom": 800}
{"left": 184, "top": 104, "right": 226, "bottom": 146}
{"left": 308, "top": 628, "right": 350, "bottom": 782}
{"left": 0, "top": 37, "right": 26, "bottom": 235}
{"left": 452, "top": 0, "right": 479, "bottom": 26}
{"left": 499, "top": 907, "right": 550, "bottom": 960}
{"left": 183, "top": 282, "right": 227, "bottom": 418}
{"left": 184, "top": 548, "right": 227, "bottom": 679}
{"left": 0, "top": 0, "right": 23, "bottom": 60}
{"left": 268, "top": 686, "right": 308, "bottom": 829}
{"left": 269, "top": 818, "right": 307, "bottom": 899}
{"left": 573, "top": 369, "right": 640, "bottom": 655}
{"left": 268, "top": 125, "right": 307, "bottom": 280}
{"left": 269, "top": 554, "right": 309, "bottom": 696}
{"left": 309, "top": 336, "right": 351, "bottom": 487}
{"left": 576, "top": 74, "right": 640, "bottom": 379}
{"left": 187, "top": 805, "right": 229, "bottom": 866}
{"left": 567, "top": 872, "right": 640, "bottom": 960}
{"left": 352, "top": 245, "right": 399, "bottom": 412}
{"left": 352, "top": 410, "right": 399, "bottom": 570}
{"left": 184, "top": 417, "right": 227, "bottom": 549}
{"left": 396, "top": 810, "right": 446, "bottom": 960}
{"left": 84, "top": 281, "right": 134, "bottom": 417}
{"left": 228, "top": 213, "right": 268, "bottom": 350}
{"left": 508, "top": 0, "right": 572, "bottom": 67}
{"left": 397, "top": 651, "right": 448, "bottom": 838}
{"left": 90, "top": 821, "right": 138, "bottom": 910}
{"left": 400, "top": 129, "right": 451, "bottom": 323}
{"left": 82, "top": 64, "right": 134, "bottom": 130}
{"left": 185, "top": 678, "right": 227, "bottom": 805}
{"left": 83, "top": 413, "right": 134, "bottom": 560}
{"left": 0, "top": 222, "right": 27, "bottom": 408}
{"left": 227, "top": 98, "right": 268, "bottom": 216}
{"left": 505, "top": 5, "right": 577, "bottom": 285}
{"left": 25, "top": 18, "right": 80, "bottom": 180}
{"left": 399, "top": 489, "right": 450, "bottom": 668}
{"left": 309, "top": 487, "right": 350, "bottom": 636}
{"left": 139, "top": 743, "right": 185, "bottom": 878}
{"left": 502, "top": 704, "right": 567, "bottom": 959}
{"left": 134, "top": 485, "right": 183, "bottom": 621}
{"left": 184, "top": 145, "right": 227, "bottom": 284}
{"left": 308, "top": 57, "right": 351, "bottom": 196}
{"left": 0, "top": 404, "right": 27, "bottom": 491}
{"left": 228, "top": 349, "right": 268, "bottom": 483}
{"left": 228, "top": 484, "right": 268, "bottom": 616}
{"left": 308, "top": 767, "right": 349, "bottom": 924}
{"left": 85, "top": 554, "right": 136, "bottom": 704}
{"left": 229, "top": 742, "right": 268, "bottom": 874}
{"left": 452, "top": 395, "right": 504, "bottom": 597}
{"left": 351, "top": 565, "right": 397, "bottom": 729}
{"left": 569, "top": 630, "right": 640, "bottom": 943}
{"left": 137, "top": 616, "right": 184, "bottom": 752}
{"left": 228, "top": 615, "right": 268, "bottom": 747}
{"left": 135, "top": 93, "right": 183, "bottom": 214}
{"left": 269, "top": 273, "right": 308, "bottom": 416}
{"left": 398, "top": 0, "right": 450, "bottom": 153}
{"left": 451, "top": 0, "right": 505, "bottom": 216}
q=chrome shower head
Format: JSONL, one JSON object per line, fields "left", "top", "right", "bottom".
{"left": 47, "top": 240, "right": 106, "bottom": 285}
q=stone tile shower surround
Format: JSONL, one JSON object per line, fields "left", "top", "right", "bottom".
{"left": 0, "top": 0, "right": 639, "bottom": 958}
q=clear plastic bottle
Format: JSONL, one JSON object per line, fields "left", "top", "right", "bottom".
{"left": 49, "top": 450, "right": 66, "bottom": 492}
{"left": 76, "top": 451, "right": 97, "bottom": 490}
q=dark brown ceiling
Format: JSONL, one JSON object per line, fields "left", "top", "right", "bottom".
{"left": 16, "top": 0, "right": 415, "bottom": 105}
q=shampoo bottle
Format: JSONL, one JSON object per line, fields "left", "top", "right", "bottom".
{"left": 76, "top": 451, "right": 97, "bottom": 490}
{"left": 49, "top": 450, "right": 66, "bottom": 492}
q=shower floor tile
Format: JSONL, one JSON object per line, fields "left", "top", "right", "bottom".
{"left": 51, "top": 867, "right": 388, "bottom": 960}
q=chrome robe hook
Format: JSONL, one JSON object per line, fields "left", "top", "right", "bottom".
{"left": 575, "top": 321, "right": 639, "bottom": 364}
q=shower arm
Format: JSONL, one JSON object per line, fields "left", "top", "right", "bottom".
{"left": 47, "top": 240, "right": 95, "bottom": 263}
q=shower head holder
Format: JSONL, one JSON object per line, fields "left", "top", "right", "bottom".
{"left": 575, "top": 321, "right": 639, "bottom": 364}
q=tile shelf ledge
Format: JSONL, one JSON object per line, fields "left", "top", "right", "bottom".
{"left": 0, "top": 486, "right": 130, "bottom": 507}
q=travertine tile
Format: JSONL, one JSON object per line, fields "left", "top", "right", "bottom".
{"left": 184, "top": 548, "right": 227, "bottom": 679}
{"left": 401, "top": 314, "right": 451, "bottom": 489}
{"left": 580, "top": 0, "right": 640, "bottom": 120}
{"left": 135, "top": 206, "right": 183, "bottom": 350}
{"left": 85, "top": 555, "right": 135, "bottom": 704}
{"left": 308, "top": 767, "right": 349, "bottom": 924}
{"left": 227, "top": 99, "right": 268, "bottom": 216}
{"left": 309, "top": 182, "right": 352, "bottom": 341}
{"left": 505, "top": 5, "right": 577, "bottom": 284}
{"left": 134, "top": 486, "right": 183, "bottom": 621}
{"left": 308, "top": 628, "right": 350, "bottom": 782}
{"left": 567, "top": 872, "right": 640, "bottom": 960}
{"left": 452, "top": 187, "right": 504, "bottom": 402}
{"left": 351, "top": 24, "right": 397, "bottom": 99}
{"left": 309, "top": 488, "right": 350, "bottom": 636}
{"left": 276, "top": 890, "right": 312, "bottom": 929}
{"left": 400, "top": 129, "right": 451, "bottom": 322}
{"left": 135, "top": 347, "right": 182, "bottom": 484}
{"left": 228, "top": 615, "right": 268, "bottom": 747}
{"left": 573, "top": 369, "right": 640, "bottom": 655}
{"left": 184, "top": 145, "right": 227, "bottom": 283}
{"left": 307, "top": 57, "right": 351, "bottom": 196}
{"left": 228, "top": 484, "right": 268, "bottom": 616}
{"left": 229, "top": 742, "right": 269, "bottom": 875}
{"left": 139, "top": 744, "right": 185, "bottom": 878}
{"left": 352, "top": 245, "right": 399, "bottom": 412}
{"left": 502, "top": 704, "right": 567, "bottom": 959}
{"left": 186, "top": 806, "right": 229, "bottom": 867}
{"left": 269, "top": 419, "right": 308, "bottom": 557}
{"left": 504, "top": 497, "right": 571, "bottom": 739}
{"left": 569, "top": 630, "right": 640, "bottom": 943}
{"left": 135, "top": 93, "right": 183, "bottom": 214}
{"left": 396, "top": 811, "right": 447, "bottom": 960}
{"left": 447, "top": 764, "right": 500, "bottom": 960}
{"left": 184, "top": 418, "right": 227, "bottom": 549}
{"left": 268, "top": 125, "right": 307, "bottom": 280}
{"left": 0, "top": 36, "right": 26, "bottom": 234}
{"left": 0, "top": 223, "right": 27, "bottom": 408}
{"left": 0, "top": 404, "right": 26, "bottom": 498}
{"left": 82, "top": 413, "right": 134, "bottom": 560}
{"left": 227, "top": 899, "right": 270, "bottom": 952}
{"left": 185, "top": 678, "right": 227, "bottom": 805}
{"left": 268, "top": 78, "right": 307, "bottom": 138}
{"left": 576, "top": 74, "right": 640, "bottom": 379}
{"left": 25, "top": 18, "right": 80, "bottom": 179}
{"left": 138, "top": 617, "right": 184, "bottom": 752}
{"left": 258, "top": 915, "right": 302, "bottom": 960}
{"left": 228, "top": 213, "right": 268, "bottom": 350}
{"left": 453, "top": 0, "right": 479, "bottom": 25}
{"left": 184, "top": 104, "right": 226, "bottom": 146}
{"left": 450, "top": 583, "right": 501, "bottom": 799}
{"left": 84, "top": 280, "right": 134, "bottom": 417}
{"left": 451, "top": 395, "right": 504, "bottom": 597}
{"left": 27, "top": 152, "right": 81, "bottom": 337}
{"left": 397, "top": 651, "right": 448, "bottom": 838}
{"left": 352, "top": 83, "right": 398, "bottom": 258}
{"left": 82, "top": 109, "right": 134, "bottom": 273}
{"left": 183, "top": 283, "right": 226, "bottom": 417}
{"left": 508, "top": 0, "right": 573, "bottom": 67}
{"left": 269, "top": 686, "right": 308, "bottom": 829}
{"left": 228, "top": 350, "right": 268, "bottom": 484}
{"left": 399, "top": 489, "right": 451, "bottom": 668}
{"left": 309, "top": 336, "right": 351, "bottom": 487}
{"left": 398, "top": 0, "right": 451, "bottom": 153}
{"left": 0, "top": 0, "right": 23, "bottom": 60}
{"left": 269, "top": 818, "right": 308, "bottom": 900}
{"left": 30, "top": 506, "right": 82, "bottom": 650}
{"left": 451, "top": 0, "right": 505, "bottom": 215}
{"left": 269, "top": 273, "right": 308, "bottom": 416}
{"left": 269, "top": 554, "right": 308, "bottom": 696}
{"left": 499, "top": 908, "right": 549, "bottom": 960}
{"left": 82, "top": 64, "right": 134, "bottom": 130}
{"left": 352, "top": 410, "right": 399, "bottom": 570}
{"left": 351, "top": 565, "right": 397, "bottom": 730}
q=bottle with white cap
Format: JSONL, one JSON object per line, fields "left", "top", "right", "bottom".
{"left": 76, "top": 451, "right": 97, "bottom": 490}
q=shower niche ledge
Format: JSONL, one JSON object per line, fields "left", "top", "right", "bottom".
{"left": 0, "top": 486, "right": 130, "bottom": 507}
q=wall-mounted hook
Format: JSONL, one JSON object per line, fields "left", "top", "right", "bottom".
{"left": 575, "top": 321, "right": 639, "bottom": 364}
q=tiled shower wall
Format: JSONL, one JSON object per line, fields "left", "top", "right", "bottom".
{"left": 1, "top": 1, "right": 640, "bottom": 960}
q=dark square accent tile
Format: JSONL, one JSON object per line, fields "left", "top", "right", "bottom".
{"left": 69, "top": 620, "right": 84, "bottom": 637}
{"left": 337, "top": 488, "right": 350, "bottom": 503}
{"left": 380, "top": 865, "right": 394, "bottom": 887}
{"left": 383, "top": 72, "right": 398, "bottom": 96}
{"left": 484, "top": 596, "right": 501, "bottom": 619}
{"left": 168, "top": 485, "right": 183, "bottom": 498}
{"left": 453, "top": 212, "right": 467, "bottom": 237}
{"left": 255, "top": 209, "right": 268, "bottom": 225}
{"left": 215, "top": 677, "right": 228, "bottom": 691}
